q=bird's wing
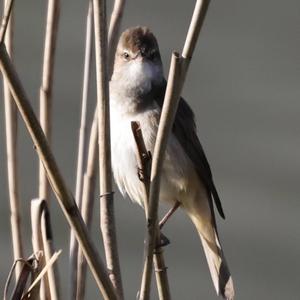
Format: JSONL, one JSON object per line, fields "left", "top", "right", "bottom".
{"left": 154, "top": 80, "right": 225, "bottom": 219}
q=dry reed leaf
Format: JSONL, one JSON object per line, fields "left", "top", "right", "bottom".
{"left": 21, "top": 250, "right": 62, "bottom": 299}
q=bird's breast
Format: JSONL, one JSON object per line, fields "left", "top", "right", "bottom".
{"left": 110, "top": 100, "right": 195, "bottom": 207}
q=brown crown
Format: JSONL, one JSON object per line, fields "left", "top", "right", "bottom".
{"left": 118, "top": 26, "right": 159, "bottom": 54}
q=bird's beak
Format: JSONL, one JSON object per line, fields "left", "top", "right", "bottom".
{"left": 132, "top": 50, "right": 147, "bottom": 61}
{"left": 136, "top": 54, "right": 145, "bottom": 62}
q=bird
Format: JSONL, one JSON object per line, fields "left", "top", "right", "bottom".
{"left": 109, "top": 26, "right": 234, "bottom": 299}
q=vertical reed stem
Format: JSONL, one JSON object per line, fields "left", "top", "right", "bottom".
{"left": 31, "top": 199, "right": 51, "bottom": 300}
{"left": 2, "top": 0, "right": 23, "bottom": 279}
{"left": 153, "top": 247, "right": 170, "bottom": 300}
{"left": 41, "top": 201, "right": 61, "bottom": 300}
{"left": 39, "top": 0, "right": 60, "bottom": 201}
{"left": 74, "top": 1, "right": 93, "bottom": 222}
{"left": 76, "top": 111, "right": 98, "bottom": 300}
{"left": 69, "top": 3, "right": 93, "bottom": 299}
{"left": 107, "top": 0, "right": 125, "bottom": 76}
{"left": 75, "top": 1, "right": 125, "bottom": 287}
{"left": 93, "top": 0, "right": 123, "bottom": 297}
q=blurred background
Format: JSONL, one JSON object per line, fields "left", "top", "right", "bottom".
{"left": 0, "top": 0, "right": 299, "bottom": 299}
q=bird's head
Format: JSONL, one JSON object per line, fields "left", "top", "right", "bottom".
{"left": 112, "top": 27, "right": 164, "bottom": 97}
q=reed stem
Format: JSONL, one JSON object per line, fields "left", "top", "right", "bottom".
{"left": 132, "top": 122, "right": 171, "bottom": 300}
{"left": 69, "top": 3, "right": 93, "bottom": 299}
{"left": 139, "top": 1, "right": 211, "bottom": 298}
{"left": 93, "top": 0, "right": 123, "bottom": 297}
{"left": 76, "top": 111, "right": 98, "bottom": 300}
{"left": 0, "top": 43, "right": 118, "bottom": 300}
{"left": 2, "top": 0, "right": 23, "bottom": 279}
{"left": 39, "top": 0, "right": 60, "bottom": 201}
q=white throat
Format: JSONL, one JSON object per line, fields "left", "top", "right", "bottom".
{"left": 111, "top": 60, "right": 163, "bottom": 97}
{"left": 110, "top": 60, "right": 163, "bottom": 115}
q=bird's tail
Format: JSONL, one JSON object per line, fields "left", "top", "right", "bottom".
{"left": 184, "top": 201, "right": 235, "bottom": 299}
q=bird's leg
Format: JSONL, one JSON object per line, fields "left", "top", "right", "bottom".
{"left": 156, "top": 201, "right": 180, "bottom": 248}
{"left": 159, "top": 200, "right": 181, "bottom": 229}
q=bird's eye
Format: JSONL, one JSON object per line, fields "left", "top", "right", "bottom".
{"left": 122, "top": 51, "right": 130, "bottom": 60}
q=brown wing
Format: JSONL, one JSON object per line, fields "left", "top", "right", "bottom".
{"left": 154, "top": 81, "right": 225, "bottom": 219}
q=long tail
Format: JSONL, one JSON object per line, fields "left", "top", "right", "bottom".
{"left": 183, "top": 199, "right": 235, "bottom": 299}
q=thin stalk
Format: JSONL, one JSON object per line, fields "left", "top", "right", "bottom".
{"left": 4, "top": 254, "right": 40, "bottom": 300}
{"left": 107, "top": 0, "right": 125, "bottom": 76}
{"left": 71, "top": 0, "right": 125, "bottom": 297}
{"left": 0, "top": 43, "right": 118, "bottom": 300}
{"left": 131, "top": 122, "right": 171, "bottom": 300}
{"left": 76, "top": 111, "right": 98, "bottom": 300}
{"left": 2, "top": 0, "right": 23, "bottom": 279}
{"left": 40, "top": 202, "right": 61, "bottom": 300}
{"left": 139, "top": 53, "right": 182, "bottom": 300}
{"left": 25, "top": 251, "right": 43, "bottom": 300}
{"left": 39, "top": 0, "right": 60, "bottom": 200}
{"left": 23, "top": 250, "right": 62, "bottom": 299}
{"left": 31, "top": 199, "right": 51, "bottom": 300}
{"left": 0, "top": 0, "right": 14, "bottom": 43}
{"left": 153, "top": 247, "right": 170, "bottom": 300}
{"left": 69, "top": 3, "right": 93, "bottom": 299}
{"left": 93, "top": 0, "right": 123, "bottom": 298}
{"left": 74, "top": 1, "right": 93, "bottom": 220}
{"left": 32, "top": 198, "right": 61, "bottom": 299}
{"left": 182, "top": 0, "right": 211, "bottom": 60}
{"left": 131, "top": 122, "right": 150, "bottom": 217}
{"left": 139, "top": 1, "right": 211, "bottom": 298}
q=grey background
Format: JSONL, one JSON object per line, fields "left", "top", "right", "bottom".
{"left": 0, "top": 0, "right": 299, "bottom": 299}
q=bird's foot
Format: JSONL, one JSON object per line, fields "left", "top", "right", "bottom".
{"left": 156, "top": 232, "right": 170, "bottom": 248}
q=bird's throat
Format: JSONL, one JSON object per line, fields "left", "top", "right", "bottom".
{"left": 110, "top": 60, "right": 164, "bottom": 113}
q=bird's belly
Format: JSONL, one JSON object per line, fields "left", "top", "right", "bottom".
{"left": 111, "top": 107, "right": 195, "bottom": 207}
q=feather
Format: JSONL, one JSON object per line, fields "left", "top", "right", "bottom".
{"left": 154, "top": 80, "right": 226, "bottom": 219}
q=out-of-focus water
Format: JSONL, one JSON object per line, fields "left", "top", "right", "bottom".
{"left": 0, "top": 1, "right": 299, "bottom": 299}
